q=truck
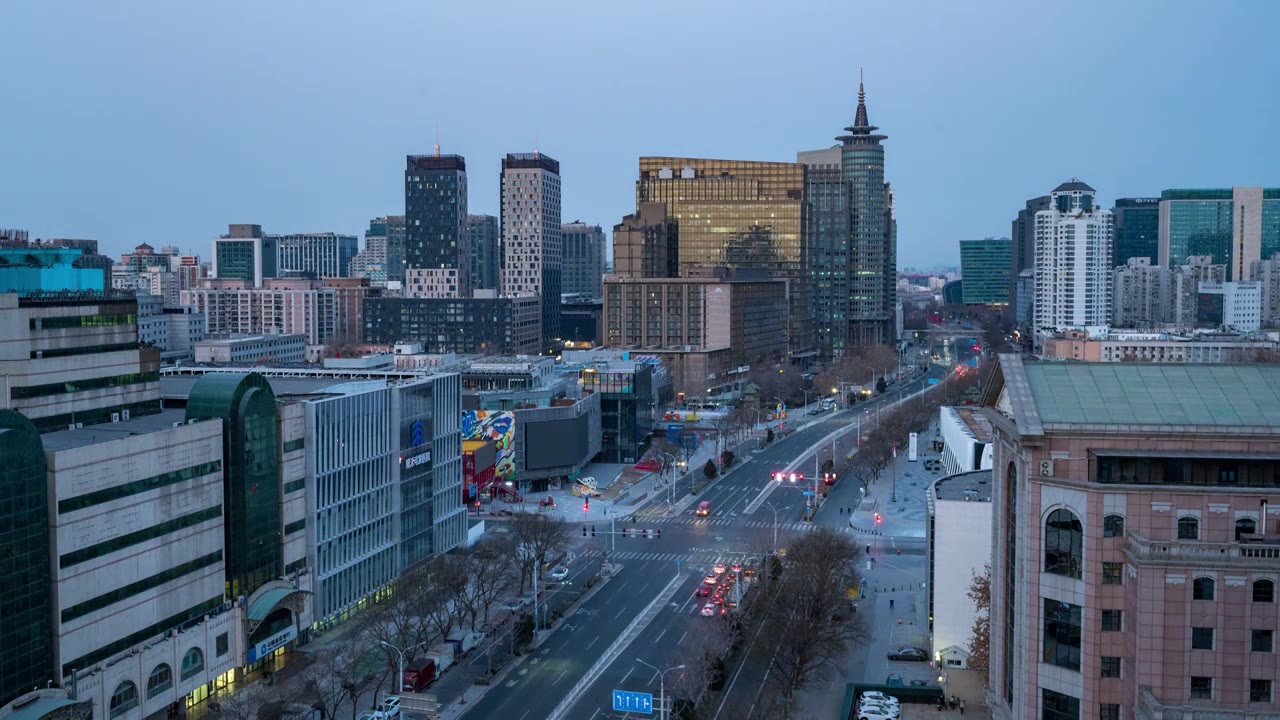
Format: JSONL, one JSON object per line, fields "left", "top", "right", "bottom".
{"left": 401, "top": 657, "right": 436, "bottom": 693}
{"left": 427, "top": 643, "right": 455, "bottom": 675}
{"left": 446, "top": 630, "right": 482, "bottom": 656}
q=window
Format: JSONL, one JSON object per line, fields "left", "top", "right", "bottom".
{"left": 1254, "top": 579, "right": 1275, "bottom": 603}
{"left": 1251, "top": 679, "right": 1273, "bottom": 703}
{"left": 1042, "top": 688, "right": 1080, "bottom": 720}
{"left": 1190, "top": 676, "right": 1213, "bottom": 700}
{"left": 181, "top": 648, "right": 204, "bottom": 681}
{"left": 109, "top": 682, "right": 139, "bottom": 719}
{"left": 1102, "top": 562, "right": 1124, "bottom": 585}
{"left": 1237, "top": 517, "right": 1258, "bottom": 539}
{"left": 1043, "top": 599, "right": 1082, "bottom": 670}
{"left": 1193, "top": 577, "right": 1216, "bottom": 600}
{"left": 216, "top": 633, "right": 229, "bottom": 657}
{"left": 1252, "top": 629, "right": 1273, "bottom": 653}
{"left": 146, "top": 664, "right": 173, "bottom": 699}
{"left": 1045, "top": 509, "right": 1084, "bottom": 579}
{"left": 1100, "top": 656, "right": 1121, "bottom": 678}
{"left": 1192, "top": 627, "right": 1214, "bottom": 650}
{"left": 1103, "top": 514, "right": 1125, "bottom": 538}
{"left": 1100, "top": 704, "right": 1120, "bottom": 720}
{"left": 1101, "top": 609, "right": 1123, "bottom": 631}
{"left": 1178, "top": 516, "right": 1200, "bottom": 540}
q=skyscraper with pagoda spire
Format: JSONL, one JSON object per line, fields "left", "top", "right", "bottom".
{"left": 798, "top": 75, "right": 897, "bottom": 357}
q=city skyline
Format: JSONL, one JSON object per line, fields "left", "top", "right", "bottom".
{"left": 3, "top": 1, "right": 1279, "bottom": 267}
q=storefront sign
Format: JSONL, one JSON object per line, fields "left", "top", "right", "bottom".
{"left": 248, "top": 625, "right": 297, "bottom": 663}
{"left": 404, "top": 450, "right": 432, "bottom": 470}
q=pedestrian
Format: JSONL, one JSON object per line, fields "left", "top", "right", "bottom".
{"left": 889, "top": 598, "right": 894, "bottom": 609}
{"left": 960, "top": 699, "right": 966, "bottom": 715}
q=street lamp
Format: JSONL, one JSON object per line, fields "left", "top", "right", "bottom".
{"left": 379, "top": 639, "right": 431, "bottom": 693}
{"left": 636, "top": 659, "right": 686, "bottom": 720}
{"left": 764, "top": 502, "right": 781, "bottom": 551}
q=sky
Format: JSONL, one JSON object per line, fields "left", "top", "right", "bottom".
{"left": 2, "top": 0, "right": 1278, "bottom": 269}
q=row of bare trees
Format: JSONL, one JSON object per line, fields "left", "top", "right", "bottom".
{"left": 214, "top": 514, "right": 570, "bottom": 720}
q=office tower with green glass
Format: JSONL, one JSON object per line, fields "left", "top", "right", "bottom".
{"left": 960, "top": 237, "right": 1012, "bottom": 305}
{"left": 1112, "top": 197, "right": 1159, "bottom": 267}
{"left": 212, "top": 224, "right": 277, "bottom": 287}
{"left": 1158, "top": 187, "right": 1280, "bottom": 280}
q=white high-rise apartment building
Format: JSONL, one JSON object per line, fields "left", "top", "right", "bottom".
{"left": 1033, "top": 180, "right": 1113, "bottom": 334}
{"left": 500, "top": 152, "right": 562, "bottom": 349}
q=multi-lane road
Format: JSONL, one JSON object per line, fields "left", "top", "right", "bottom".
{"left": 460, "top": 367, "right": 944, "bottom": 720}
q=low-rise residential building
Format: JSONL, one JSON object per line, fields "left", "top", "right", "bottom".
{"left": 926, "top": 469, "right": 993, "bottom": 670}
{"left": 985, "top": 357, "right": 1280, "bottom": 719}
{"left": 1041, "top": 329, "right": 1278, "bottom": 363}
{"left": 181, "top": 277, "right": 376, "bottom": 348}
{"left": 193, "top": 334, "right": 306, "bottom": 364}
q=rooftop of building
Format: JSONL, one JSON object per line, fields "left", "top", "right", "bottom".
{"left": 946, "top": 406, "right": 993, "bottom": 442}
{"left": 160, "top": 373, "right": 384, "bottom": 402}
{"left": 40, "top": 408, "right": 210, "bottom": 452}
{"left": 932, "top": 469, "right": 992, "bottom": 503}
{"left": 1052, "top": 179, "right": 1095, "bottom": 193}
{"left": 195, "top": 334, "right": 306, "bottom": 346}
{"left": 990, "top": 355, "right": 1280, "bottom": 433}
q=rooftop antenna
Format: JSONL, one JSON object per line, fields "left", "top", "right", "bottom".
{"left": 434, "top": 125, "right": 440, "bottom": 157}
{"left": 535, "top": 133, "right": 540, "bottom": 159}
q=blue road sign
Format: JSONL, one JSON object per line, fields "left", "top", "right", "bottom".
{"left": 801, "top": 490, "right": 815, "bottom": 496}
{"left": 613, "top": 690, "right": 654, "bottom": 714}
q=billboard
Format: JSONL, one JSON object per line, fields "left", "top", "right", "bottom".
{"left": 524, "top": 414, "right": 590, "bottom": 471}
{"left": 461, "top": 410, "right": 515, "bottom": 478}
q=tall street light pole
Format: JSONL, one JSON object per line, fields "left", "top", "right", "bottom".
{"left": 764, "top": 502, "right": 780, "bottom": 551}
{"left": 379, "top": 639, "right": 431, "bottom": 693}
{"left": 636, "top": 659, "right": 686, "bottom": 720}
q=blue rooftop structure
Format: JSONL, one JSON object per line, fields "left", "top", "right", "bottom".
{"left": 0, "top": 247, "right": 104, "bottom": 295}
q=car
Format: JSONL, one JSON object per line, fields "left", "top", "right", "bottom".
{"left": 696, "top": 585, "right": 711, "bottom": 597}
{"left": 703, "top": 574, "right": 718, "bottom": 585}
{"left": 859, "top": 692, "right": 899, "bottom": 707}
{"left": 730, "top": 563, "right": 743, "bottom": 573}
{"left": 885, "top": 674, "right": 904, "bottom": 687}
{"left": 887, "top": 646, "right": 928, "bottom": 662}
{"left": 502, "top": 596, "right": 530, "bottom": 612}
{"left": 549, "top": 566, "right": 569, "bottom": 582}
{"left": 713, "top": 562, "right": 727, "bottom": 574}
{"left": 380, "top": 697, "right": 400, "bottom": 718}
{"left": 856, "top": 709, "right": 898, "bottom": 720}
{"left": 859, "top": 702, "right": 899, "bottom": 717}
{"left": 700, "top": 602, "right": 719, "bottom": 617}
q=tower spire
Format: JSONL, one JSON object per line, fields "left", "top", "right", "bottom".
{"left": 854, "top": 68, "right": 870, "bottom": 128}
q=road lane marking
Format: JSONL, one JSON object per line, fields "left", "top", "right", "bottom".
{"left": 655, "top": 628, "right": 667, "bottom": 643}
{"left": 620, "top": 667, "right": 634, "bottom": 685}
{"left": 586, "top": 635, "right": 598, "bottom": 651}
{"left": 678, "top": 630, "right": 688, "bottom": 645}
{"left": 553, "top": 670, "right": 567, "bottom": 685}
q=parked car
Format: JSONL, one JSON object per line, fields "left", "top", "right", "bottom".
{"left": 859, "top": 701, "right": 900, "bottom": 718}
{"left": 856, "top": 708, "right": 899, "bottom": 720}
{"left": 887, "top": 646, "right": 928, "bottom": 662}
{"left": 885, "top": 674, "right": 904, "bottom": 687}
{"left": 550, "top": 566, "right": 570, "bottom": 582}
{"left": 380, "top": 697, "right": 400, "bottom": 719}
{"left": 859, "top": 692, "right": 899, "bottom": 707}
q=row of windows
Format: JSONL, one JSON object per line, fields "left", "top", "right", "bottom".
{"left": 63, "top": 597, "right": 222, "bottom": 676}
{"left": 283, "top": 438, "right": 306, "bottom": 453}
{"left": 30, "top": 399, "right": 161, "bottom": 433}
{"left": 60, "top": 506, "right": 223, "bottom": 568}
{"left": 12, "top": 370, "right": 159, "bottom": 399}
{"left": 283, "top": 479, "right": 305, "bottom": 495}
{"left": 61, "top": 551, "right": 223, "bottom": 623}
{"left": 58, "top": 461, "right": 222, "bottom": 514}
{"left": 1189, "top": 676, "right": 1273, "bottom": 703}
{"left": 284, "top": 519, "right": 306, "bottom": 535}
{"left": 31, "top": 312, "right": 136, "bottom": 330}
{"left": 31, "top": 341, "right": 139, "bottom": 359}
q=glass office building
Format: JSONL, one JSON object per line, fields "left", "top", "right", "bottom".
{"left": 185, "top": 373, "right": 281, "bottom": 601}
{"left": 1112, "top": 198, "right": 1160, "bottom": 267}
{"left": 0, "top": 410, "right": 52, "bottom": 708}
{"left": 1159, "top": 188, "right": 1280, "bottom": 280}
{"left": 636, "top": 157, "right": 814, "bottom": 358}
{"left": 405, "top": 155, "right": 469, "bottom": 298}
{"left": 959, "top": 238, "right": 1012, "bottom": 305}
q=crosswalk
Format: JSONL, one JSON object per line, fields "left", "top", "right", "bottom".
{"left": 641, "top": 515, "right": 815, "bottom": 533}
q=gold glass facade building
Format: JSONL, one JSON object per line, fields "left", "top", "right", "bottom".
{"left": 636, "top": 157, "right": 814, "bottom": 357}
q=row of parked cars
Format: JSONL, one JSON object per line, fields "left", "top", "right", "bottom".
{"left": 855, "top": 690, "right": 900, "bottom": 720}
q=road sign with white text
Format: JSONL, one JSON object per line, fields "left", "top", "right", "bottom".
{"left": 613, "top": 690, "right": 654, "bottom": 714}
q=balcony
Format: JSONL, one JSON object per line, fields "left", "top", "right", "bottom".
{"left": 1124, "top": 531, "right": 1280, "bottom": 570}
{"left": 1136, "top": 688, "right": 1279, "bottom": 719}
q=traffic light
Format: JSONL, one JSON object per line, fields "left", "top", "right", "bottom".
{"left": 875, "top": 513, "right": 882, "bottom": 525}
{"left": 655, "top": 528, "right": 661, "bottom": 539}
{"left": 582, "top": 525, "right": 588, "bottom": 536}
{"left": 591, "top": 526, "right": 596, "bottom": 537}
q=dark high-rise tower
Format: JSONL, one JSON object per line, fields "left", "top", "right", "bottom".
{"left": 800, "top": 77, "right": 896, "bottom": 357}
{"left": 1112, "top": 198, "right": 1160, "bottom": 267}
{"left": 1010, "top": 195, "right": 1051, "bottom": 320}
{"left": 405, "top": 153, "right": 468, "bottom": 298}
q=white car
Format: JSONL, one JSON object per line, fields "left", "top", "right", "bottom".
{"left": 550, "top": 566, "right": 569, "bottom": 581}
{"left": 380, "top": 697, "right": 400, "bottom": 719}
{"left": 859, "top": 692, "right": 899, "bottom": 707}
{"left": 857, "top": 707, "right": 899, "bottom": 720}
{"left": 858, "top": 700, "right": 899, "bottom": 716}
{"left": 700, "top": 602, "right": 719, "bottom": 617}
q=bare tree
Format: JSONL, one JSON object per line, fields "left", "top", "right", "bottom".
{"left": 510, "top": 513, "right": 569, "bottom": 593}
{"left": 757, "top": 528, "right": 867, "bottom": 707}
{"left": 416, "top": 553, "right": 470, "bottom": 643}
{"left": 214, "top": 681, "right": 268, "bottom": 720}
{"left": 967, "top": 563, "right": 991, "bottom": 671}
{"left": 279, "top": 649, "right": 367, "bottom": 720}
{"left": 457, "top": 536, "right": 520, "bottom": 631}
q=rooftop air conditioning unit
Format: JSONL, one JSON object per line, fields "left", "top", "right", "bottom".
{"left": 121, "top": 409, "right": 130, "bottom": 421}
{"left": 111, "top": 413, "right": 120, "bottom": 423}
{"left": 76, "top": 422, "right": 83, "bottom": 429}
{"left": 1039, "top": 460, "right": 1054, "bottom": 477}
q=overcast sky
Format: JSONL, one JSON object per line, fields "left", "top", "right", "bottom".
{"left": 2, "top": 0, "right": 1277, "bottom": 268}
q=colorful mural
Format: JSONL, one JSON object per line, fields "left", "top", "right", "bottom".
{"left": 461, "top": 410, "right": 516, "bottom": 478}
